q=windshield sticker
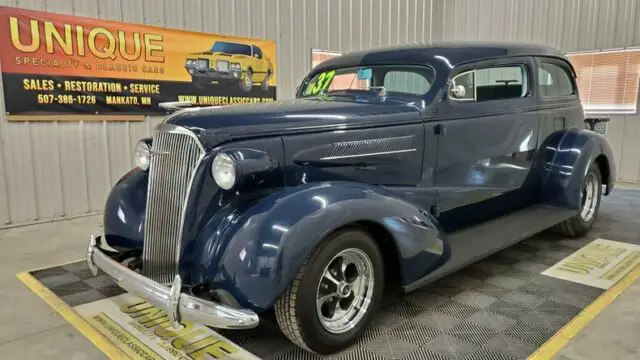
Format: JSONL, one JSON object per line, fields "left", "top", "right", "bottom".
{"left": 307, "top": 70, "right": 336, "bottom": 95}
{"left": 357, "top": 68, "right": 372, "bottom": 80}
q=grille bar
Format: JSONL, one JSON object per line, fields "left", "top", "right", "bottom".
{"left": 142, "top": 123, "right": 204, "bottom": 283}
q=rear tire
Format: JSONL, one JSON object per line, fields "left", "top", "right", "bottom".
{"left": 553, "top": 163, "right": 602, "bottom": 238}
{"left": 274, "top": 228, "right": 384, "bottom": 354}
{"left": 261, "top": 71, "right": 271, "bottom": 91}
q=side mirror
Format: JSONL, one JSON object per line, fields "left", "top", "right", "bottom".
{"left": 450, "top": 85, "right": 467, "bottom": 99}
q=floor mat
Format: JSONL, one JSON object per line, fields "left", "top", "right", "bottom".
{"left": 19, "top": 189, "right": 640, "bottom": 360}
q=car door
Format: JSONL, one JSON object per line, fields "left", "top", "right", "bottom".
{"left": 433, "top": 57, "right": 540, "bottom": 230}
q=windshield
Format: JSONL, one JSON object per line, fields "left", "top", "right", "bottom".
{"left": 300, "top": 65, "right": 435, "bottom": 98}
{"left": 210, "top": 42, "right": 252, "bottom": 56}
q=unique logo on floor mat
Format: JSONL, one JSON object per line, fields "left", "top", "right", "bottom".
{"left": 75, "top": 293, "right": 259, "bottom": 360}
{"left": 543, "top": 238, "right": 640, "bottom": 289}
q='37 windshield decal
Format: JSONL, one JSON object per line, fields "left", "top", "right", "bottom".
{"left": 307, "top": 70, "right": 336, "bottom": 95}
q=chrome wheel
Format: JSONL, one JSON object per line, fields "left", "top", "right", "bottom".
{"left": 316, "top": 248, "right": 374, "bottom": 334}
{"left": 244, "top": 70, "right": 253, "bottom": 89}
{"left": 580, "top": 173, "right": 598, "bottom": 222}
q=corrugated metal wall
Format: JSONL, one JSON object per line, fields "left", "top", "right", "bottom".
{"left": 1, "top": 0, "right": 639, "bottom": 227}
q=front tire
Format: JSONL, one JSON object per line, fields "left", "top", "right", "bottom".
{"left": 554, "top": 163, "right": 602, "bottom": 238}
{"left": 239, "top": 69, "right": 253, "bottom": 92}
{"left": 274, "top": 228, "right": 384, "bottom": 354}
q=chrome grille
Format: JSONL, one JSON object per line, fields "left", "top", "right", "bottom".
{"left": 142, "top": 123, "right": 204, "bottom": 283}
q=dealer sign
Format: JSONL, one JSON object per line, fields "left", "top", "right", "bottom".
{"left": 0, "top": 6, "right": 277, "bottom": 115}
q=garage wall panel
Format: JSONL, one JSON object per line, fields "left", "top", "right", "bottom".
{"left": 578, "top": 0, "right": 600, "bottom": 50}
{"left": 465, "top": 0, "right": 480, "bottom": 41}
{"left": 614, "top": 0, "right": 638, "bottom": 48}
{"left": 531, "top": 0, "right": 550, "bottom": 44}
{"left": 97, "top": 0, "right": 122, "bottom": 21}
{"left": 201, "top": 0, "right": 220, "bottom": 34}
{"left": 292, "top": 0, "right": 306, "bottom": 93}
{"left": 618, "top": 115, "right": 640, "bottom": 182}
{"left": 546, "top": 0, "right": 565, "bottom": 49}
{"left": 82, "top": 122, "right": 111, "bottom": 213}
{"left": 595, "top": 0, "right": 618, "bottom": 49}
{"left": 351, "top": 0, "right": 362, "bottom": 50}
{"left": 604, "top": 115, "right": 625, "bottom": 180}
{"left": 430, "top": 0, "right": 443, "bottom": 43}
{"left": 58, "top": 122, "right": 91, "bottom": 216}
{"left": 71, "top": 0, "right": 97, "bottom": 17}
{"left": 182, "top": 0, "right": 202, "bottom": 32}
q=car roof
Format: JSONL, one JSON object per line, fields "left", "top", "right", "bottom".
{"left": 311, "top": 42, "right": 568, "bottom": 74}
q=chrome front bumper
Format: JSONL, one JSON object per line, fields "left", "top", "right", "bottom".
{"left": 86, "top": 235, "right": 259, "bottom": 330}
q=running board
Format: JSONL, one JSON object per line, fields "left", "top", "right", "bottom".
{"left": 403, "top": 205, "right": 575, "bottom": 292}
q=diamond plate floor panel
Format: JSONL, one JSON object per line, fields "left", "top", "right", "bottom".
{"left": 27, "top": 189, "right": 640, "bottom": 360}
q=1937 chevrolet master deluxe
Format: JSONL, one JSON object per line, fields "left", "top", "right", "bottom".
{"left": 87, "top": 43, "right": 615, "bottom": 354}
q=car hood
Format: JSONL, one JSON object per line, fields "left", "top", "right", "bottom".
{"left": 187, "top": 51, "right": 238, "bottom": 58}
{"left": 165, "top": 98, "right": 423, "bottom": 146}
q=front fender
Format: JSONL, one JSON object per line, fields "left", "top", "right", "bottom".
{"left": 541, "top": 128, "right": 615, "bottom": 208}
{"left": 103, "top": 168, "right": 147, "bottom": 251}
{"left": 190, "top": 182, "right": 447, "bottom": 312}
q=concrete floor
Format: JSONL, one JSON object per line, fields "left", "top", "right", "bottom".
{"left": 0, "top": 215, "right": 106, "bottom": 359}
{"left": 0, "top": 191, "right": 638, "bottom": 359}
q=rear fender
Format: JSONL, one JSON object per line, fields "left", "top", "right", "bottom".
{"left": 189, "top": 182, "right": 447, "bottom": 312}
{"left": 540, "top": 128, "right": 615, "bottom": 208}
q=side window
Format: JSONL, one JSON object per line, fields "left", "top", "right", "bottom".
{"left": 449, "top": 65, "right": 529, "bottom": 101}
{"left": 252, "top": 46, "right": 262, "bottom": 59}
{"left": 448, "top": 70, "right": 475, "bottom": 101}
{"left": 538, "top": 62, "right": 575, "bottom": 97}
{"left": 384, "top": 71, "right": 432, "bottom": 95}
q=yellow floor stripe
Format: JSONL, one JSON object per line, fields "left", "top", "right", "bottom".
{"left": 16, "top": 271, "right": 129, "bottom": 360}
{"left": 529, "top": 263, "right": 640, "bottom": 360}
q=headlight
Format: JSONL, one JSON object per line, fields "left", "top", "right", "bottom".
{"left": 212, "top": 153, "right": 237, "bottom": 190}
{"left": 230, "top": 63, "right": 241, "bottom": 70}
{"left": 134, "top": 141, "right": 151, "bottom": 171}
{"left": 197, "top": 59, "right": 208, "bottom": 69}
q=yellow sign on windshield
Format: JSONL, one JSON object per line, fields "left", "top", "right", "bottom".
{"left": 306, "top": 70, "right": 336, "bottom": 95}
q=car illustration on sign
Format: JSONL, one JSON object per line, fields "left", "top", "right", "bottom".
{"left": 88, "top": 43, "right": 615, "bottom": 354}
{"left": 185, "top": 41, "right": 273, "bottom": 92}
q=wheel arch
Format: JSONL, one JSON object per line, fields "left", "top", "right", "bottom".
{"left": 189, "top": 182, "right": 447, "bottom": 312}
{"left": 541, "top": 128, "right": 616, "bottom": 208}
{"left": 350, "top": 220, "right": 402, "bottom": 288}
{"left": 594, "top": 153, "right": 612, "bottom": 195}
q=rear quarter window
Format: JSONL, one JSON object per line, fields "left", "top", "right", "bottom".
{"left": 538, "top": 62, "right": 575, "bottom": 97}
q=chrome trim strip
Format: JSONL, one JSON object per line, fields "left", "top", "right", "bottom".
{"left": 176, "top": 148, "right": 205, "bottom": 268}
{"left": 87, "top": 236, "right": 259, "bottom": 330}
{"left": 320, "top": 148, "right": 417, "bottom": 160}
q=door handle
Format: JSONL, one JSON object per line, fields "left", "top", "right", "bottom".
{"left": 554, "top": 117, "right": 565, "bottom": 129}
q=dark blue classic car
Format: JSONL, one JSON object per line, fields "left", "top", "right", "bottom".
{"left": 87, "top": 43, "right": 615, "bottom": 354}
